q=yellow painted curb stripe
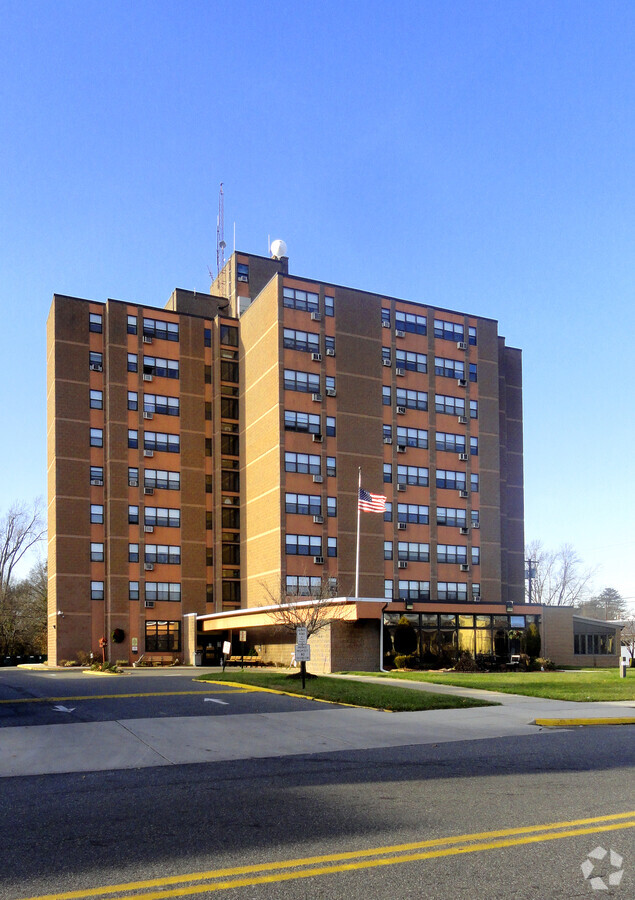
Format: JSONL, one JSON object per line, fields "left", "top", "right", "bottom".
{"left": 16, "top": 811, "right": 635, "bottom": 900}
{"left": 535, "top": 717, "right": 635, "bottom": 727}
{"left": 0, "top": 690, "right": 247, "bottom": 705}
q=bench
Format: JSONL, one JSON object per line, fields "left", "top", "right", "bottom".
{"left": 133, "top": 655, "right": 176, "bottom": 667}
{"left": 225, "top": 655, "right": 264, "bottom": 667}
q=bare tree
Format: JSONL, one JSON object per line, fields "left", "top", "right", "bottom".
{"left": 0, "top": 559, "right": 47, "bottom": 657}
{"left": 525, "top": 541, "right": 595, "bottom": 606}
{"left": 0, "top": 501, "right": 46, "bottom": 658}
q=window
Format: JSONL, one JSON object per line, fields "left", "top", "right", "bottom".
{"left": 283, "top": 287, "right": 319, "bottom": 312}
{"left": 286, "top": 575, "right": 323, "bottom": 596}
{"left": 396, "top": 350, "right": 427, "bottom": 373}
{"left": 396, "top": 427, "right": 428, "bottom": 449}
{"left": 471, "top": 474, "right": 479, "bottom": 492}
{"left": 90, "top": 466, "right": 103, "bottom": 484}
{"left": 90, "top": 428, "right": 103, "bottom": 447}
{"left": 325, "top": 416, "right": 336, "bottom": 437}
{"left": 384, "top": 502, "right": 393, "bottom": 522}
{"left": 471, "top": 547, "right": 480, "bottom": 565}
{"left": 381, "top": 308, "right": 391, "bottom": 327}
{"left": 145, "top": 544, "right": 181, "bottom": 565}
{"left": 396, "top": 389, "right": 428, "bottom": 411}
{"left": 129, "top": 543, "right": 139, "bottom": 563}
{"left": 284, "top": 411, "right": 322, "bottom": 434}
{"left": 470, "top": 400, "right": 478, "bottom": 419}
{"left": 128, "top": 391, "right": 138, "bottom": 411}
{"left": 144, "top": 394, "right": 180, "bottom": 416}
{"left": 143, "top": 318, "right": 179, "bottom": 341}
{"left": 327, "top": 497, "right": 337, "bottom": 517}
{"left": 128, "top": 429, "right": 138, "bottom": 448}
{"left": 144, "top": 469, "right": 180, "bottom": 490}
{"left": 221, "top": 397, "right": 238, "bottom": 419}
{"left": 143, "top": 356, "right": 179, "bottom": 379}
{"left": 383, "top": 424, "right": 392, "bottom": 442}
{"left": 384, "top": 541, "right": 393, "bottom": 560}
{"left": 397, "top": 504, "right": 429, "bottom": 524}
{"left": 470, "top": 437, "right": 478, "bottom": 456}
{"left": 284, "top": 369, "right": 320, "bottom": 393}
{"left": 435, "top": 357, "right": 465, "bottom": 379}
{"left": 90, "top": 542, "right": 104, "bottom": 562}
{"left": 396, "top": 311, "right": 426, "bottom": 334}
{"left": 128, "top": 505, "right": 139, "bottom": 524}
{"left": 285, "top": 452, "right": 321, "bottom": 475}
{"left": 90, "top": 390, "right": 103, "bottom": 409}
{"left": 471, "top": 510, "right": 480, "bottom": 526}
{"left": 89, "top": 313, "right": 102, "bottom": 333}
{"left": 398, "top": 581, "right": 430, "bottom": 601}
{"left": 438, "top": 582, "right": 468, "bottom": 601}
{"left": 437, "top": 507, "right": 467, "bottom": 528}
{"left": 437, "top": 545, "right": 467, "bottom": 564}
{"left": 327, "top": 537, "right": 337, "bottom": 557}
{"left": 325, "top": 375, "right": 336, "bottom": 392}
{"left": 325, "top": 335, "right": 335, "bottom": 354}
{"left": 397, "top": 465, "right": 429, "bottom": 486}
{"left": 145, "top": 620, "right": 181, "bottom": 652}
{"left": 127, "top": 315, "right": 137, "bottom": 334}
{"left": 236, "top": 263, "right": 249, "bottom": 283}
{"left": 286, "top": 534, "right": 322, "bottom": 556}
{"left": 383, "top": 464, "right": 392, "bottom": 483}
{"left": 435, "top": 394, "right": 465, "bottom": 416}
{"left": 220, "top": 360, "right": 238, "bottom": 383}
{"left": 204, "top": 365, "right": 212, "bottom": 384}
{"left": 145, "top": 582, "right": 181, "bottom": 602}
{"left": 285, "top": 493, "right": 321, "bottom": 515}
{"left": 144, "top": 507, "right": 181, "bottom": 528}
{"left": 129, "top": 581, "right": 139, "bottom": 601}
{"left": 398, "top": 542, "right": 430, "bottom": 562}
{"left": 144, "top": 432, "right": 180, "bottom": 453}
{"left": 283, "top": 328, "right": 320, "bottom": 354}
{"left": 384, "top": 579, "right": 394, "bottom": 600}
{"left": 128, "top": 467, "right": 139, "bottom": 486}
{"left": 89, "top": 351, "right": 103, "bottom": 371}
{"left": 436, "top": 432, "right": 466, "bottom": 454}
{"left": 90, "top": 504, "right": 104, "bottom": 524}
{"left": 436, "top": 470, "right": 467, "bottom": 491}
{"left": 127, "top": 353, "right": 138, "bottom": 373}
{"left": 90, "top": 581, "right": 104, "bottom": 600}
{"left": 468, "top": 326, "right": 477, "bottom": 346}
{"left": 472, "top": 583, "right": 481, "bottom": 599}
{"left": 469, "top": 363, "right": 477, "bottom": 383}
{"left": 326, "top": 456, "right": 336, "bottom": 477}
{"left": 221, "top": 434, "right": 239, "bottom": 456}
{"left": 434, "top": 319, "right": 463, "bottom": 342}
{"left": 325, "top": 295, "right": 334, "bottom": 317}
{"left": 383, "top": 386, "right": 391, "bottom": 406}
{"left": 204, "top": 328, "right": 211, "bottom": 347}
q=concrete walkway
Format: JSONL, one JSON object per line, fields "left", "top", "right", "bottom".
{"left": 0, "top": 667, "right": 632, "bottom": 778}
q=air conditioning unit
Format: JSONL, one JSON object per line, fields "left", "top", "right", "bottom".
{"left": 313, "top": 556, "right": 324, "bottom": 565}
{"left": 397, "top": 522, "right": 407, "bottom": 530}
{"left": 460, "top": 564, "right": 470, "bottom": 572}
{"left": 458, "top": 453, "right": 469, "bottom": 461}
{"left": 472, "top": 521, "right": 480, "bottom": 529}
{"left": 457, "top": 415, "right": 468, "bottom": 424}
{"left": 457, "top": 378, "right": 467, "bottom": 387}
{"left": 459, "top": 490, "right": 469, "bottom": 498}
{"left": 143, "top": 335, "right": 153, "bottom": 344}
{"left": 398, "top": 561, "right": 408, "bottom": 569}
{"left": 143, "top": 373, "right": 153, "bottom": 382}
{"left": 381, "top": 320, "right": 391, "bottom": 328}
{"left": 312, "top": 433, "right": 323, "bottom": 443}
{"left": 397, "top": 484, "right": 406, "bottom": 492}
{"left": 129, "top": 479, "right": 139, "bottom": 487}
{"left": 144, "top": 600, "right": 155, "bottom": 608}
{"left": 325, "top": 348, "right": 335, "bottom": 356}
{"left": 396, "top": 406, "right": 406, "bottom": 415}
{"left": 396, "top": 330, "right": 406, "bottom": 338}
{"left": 310, "top": 312, "right": 321, "bottom": 321}
{"left": 312, "top": 393, "right": 322, "bottom": 402}
{"left": 396, "top": 368, "right": 405, "bottom": 377}
{"left": 89, "top": 363, "right": 103, "bottom": 372}
{"left": 325, "top": 388, "right": 336, "bottom": 397}
{"left": 383, "top": 437, "right": 392, "bottom": 444}
{"left": 457, "top": 341, "right": 468, "bottom": 350}
{"left": 313, "top": 515, "right": 324, "bottom": 524}
{"left": 397, "top": 445, "right": 407, "bottom": 453}
{"left": 459, "top": 527, "right": 469, "bottom": 535}
{"left": 144, "top": 449, "right": 154, "bottom": 457}
{"left": 143, "top": 487, "right": 154, "bottom": 495}
{"left": 143, "top": 411, "right": 153, "bottom": 419}
{"left": 144, "top": 525, "right": 154, "bottom": 533}
{"left": 382, "top": 358, "right": 392, "bottom": 367}
{"left": 144, "top": 563, "right": 154, "bottom": 571}
{"left": 90, "top": 479, "right": 103, "bottom": 486}
{"left": 313, "top": 474, "right": 323, "bottom": 484}
{"left": 311, "top": 353, "right": 322, "bottom": 362}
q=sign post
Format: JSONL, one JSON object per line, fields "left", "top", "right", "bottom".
{"left": 295, "top": 627, "right": 310, "bottom": 689}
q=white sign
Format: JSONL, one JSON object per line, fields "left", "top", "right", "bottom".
{"left": 295, "top": 644, "right": 311, "bottom": 662}
{"left": 296, "top": 626, "right": 308, "bottom": 645}
{"left": 239, "top": 630, "right": 247, "bottom": 642}
{"left": 222, "top": 641, "right": 232, "bottom": 655}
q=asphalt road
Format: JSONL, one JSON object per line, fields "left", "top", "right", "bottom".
{"left": 0, "top": 668, "right": 633, "bottom": 900}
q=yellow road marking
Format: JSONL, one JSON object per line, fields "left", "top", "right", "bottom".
{"left": 0, "top": 690, "right": 248, "bottom": 705}
{"left": 16, "top": 811, "right": 635, "bottom": 900}
{"left": 535, "top": 717, "right": 635, "bottom": 727}
{"left": 197, "top": 678, "right": 390, "bottom": 710}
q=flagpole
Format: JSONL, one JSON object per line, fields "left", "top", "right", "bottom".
{"left": 355, "top": 467, "right": 361, "bottom": 598}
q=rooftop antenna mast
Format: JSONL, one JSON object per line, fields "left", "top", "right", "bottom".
{"left": 216, "top": 183, "right": 227, "bottom": 297}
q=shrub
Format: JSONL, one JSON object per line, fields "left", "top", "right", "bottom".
{"left": 394, "top": 654, "right": 418, "bottom": 669}
{"left": 76, "top": 651, "right": 92, "bottom": 666}
{"left": 524, "top": 623, "right": 541, "bottom": 660}
{"left": 115, "top": 659, "right": 128, "bottom": 667}
{"left": 536, "top": 657, "right": 556, "bottom": 671}
{"left": 454, "top": 651, "right": 480, "bottom": 672}
{"left": 61, "top": 659, "right": 78, "bottom": 667}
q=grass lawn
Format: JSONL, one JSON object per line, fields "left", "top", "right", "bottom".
{"left": 340, "top": 669, "right": 635, "bottom": 702}
{"left": 195, "top": 670, "right": 497, "bottom": 712}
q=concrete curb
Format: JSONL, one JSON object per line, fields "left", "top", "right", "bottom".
{"left": 534, "top": 717, "right": 635, "bottom": 727}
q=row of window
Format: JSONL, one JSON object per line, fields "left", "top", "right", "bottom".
{"left": 128, "top": 431, "right": 180, "bottom": 453}
{"left": 128, "top": 507, "right": 180, "bottom": 527}
{"left": 384, "top": 581, "right": 480, "bottom": 601}
{"left": 284, "top": 370, "right": 336, "bottom": 394}
{"left": 129, "top": 582, "right": 182, "bottom": 601}
{"left": 380, "top": 309, "right": 477, "bottom": 345}
{"left": 285, "top": 535, "right": 337, "bottom": 556}
{"left": 127, "top": 392, "right": 180, "bottom": 415}
{"left": 384, "top": 543, "right": 479, "bottom": 564}
{"left": 128, "top": 354, "right": 179, "bottom": 379}
{"left": 283, "top": 287, "right": 334, "bottom": 316}
{"left": 382, "top": 465, "right": 480, "bottom": 491}
{"left": 382, "top": 388, "right": 479, "bottom": 419}
{"left": 283, "top": 411, "right": 336, "bottom": 436}
{"left": 283, "top": 329, "right": 335, "bottom": 354}
{"left": 285, "top": 494, "right": 337, "bottom": 516}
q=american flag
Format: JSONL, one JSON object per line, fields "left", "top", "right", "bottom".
{"left": 358, "top": 487, "right": 387, "bottom": 513}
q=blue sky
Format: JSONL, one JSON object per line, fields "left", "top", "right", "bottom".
{"left": 1, "top": 0, "right": 633, "bottom": 609}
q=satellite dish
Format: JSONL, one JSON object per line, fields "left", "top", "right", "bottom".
{"left": 270, "top": 239, "right": 287, "bottom": 259}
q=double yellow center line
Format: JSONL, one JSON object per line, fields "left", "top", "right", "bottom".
{"left": 16, "top": 811, "right": 635, "bottom": 900}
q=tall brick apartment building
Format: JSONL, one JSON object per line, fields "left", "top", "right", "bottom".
{"left": 47, "top": 248, "right": 530, "bottom": 669}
